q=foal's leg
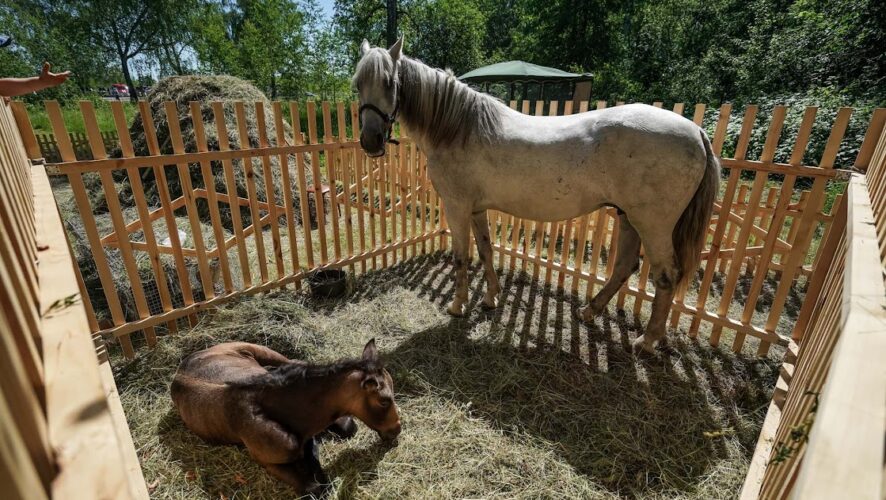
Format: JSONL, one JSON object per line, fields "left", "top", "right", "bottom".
{"left": 447, "top": 207, "right": 472, "bottom": 316}
{"left": 321, "top": 416, "right": 358, "bottom": 440}
{"left": 240, "top": 415, "right": 303, "bottom": 465}
{"left": 471, "top": 210, "right": 501, "bottom": 309}
{"left": 242, "top": 344, "right": 291, "bottom": 367}
{"left": 579, "top": 214, "right": 641, "bottom": 321}
{"left": 242, "top": 418, "right": 328, "bottom": 494}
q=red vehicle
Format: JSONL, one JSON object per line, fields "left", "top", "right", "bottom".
{"left": 110, "top": 83, "right": 129, "bottom": 99}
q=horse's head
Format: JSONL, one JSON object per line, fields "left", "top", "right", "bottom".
{"left": 353, "top": 37, "right": 403, "bottom": 157}
{"left": 348, "top": 338, "right": 402, "bottom": 441}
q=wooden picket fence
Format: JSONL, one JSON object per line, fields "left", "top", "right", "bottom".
{"left": 5, "top": 95, "right": 886, "bottom": 498}
{"left": 0, "top": 101, "right": 147, "bottom": 499}
{"left": 10, "top": 99, "right": 886, "bottom": 360}
{"left": 35, "top": 130, "right": 118, "bottom": 163}
{"left": 740, "top": 113, "right": 886, "bottom": 499}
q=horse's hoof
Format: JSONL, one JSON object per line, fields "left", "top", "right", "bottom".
{"left": 447, "top": 302, "right": 466, "bottom": 316}
{"left": 632, "top": 335, "right": 658, "bottom": 355}
{"left": 481, "top": 295, "right": 500, "bottom": 310}
{"left": 574, "top": 305, "right": 599, "bottom": 323}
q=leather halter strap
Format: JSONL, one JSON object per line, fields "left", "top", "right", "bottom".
{"left": 358, "top": 94, "right": 400, "bottom": 146}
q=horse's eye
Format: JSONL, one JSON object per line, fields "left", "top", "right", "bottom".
{"left": 379, "top": 397, "right": 392, "bottom": 408}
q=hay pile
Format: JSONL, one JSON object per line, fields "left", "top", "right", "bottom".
{"left": 88, "top": 75, "right": 317, "bottom": 228}
{"left": 112, "top": 255, "right": 781, "bottom": 499}
{"left": 65, "top": 205, "right": 241, "bottom": 325}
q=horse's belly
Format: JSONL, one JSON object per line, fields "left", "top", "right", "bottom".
{"left": 479, "top": 168, "right": 607, "bottom": 221}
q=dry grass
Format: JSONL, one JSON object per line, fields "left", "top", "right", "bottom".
{"left": 112, "top": 253, "right": 781, "bottom": 499}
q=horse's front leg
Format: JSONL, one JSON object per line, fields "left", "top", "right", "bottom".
{"left": 471, "top": 210, "right": 501, "bottom": 309}
{"left": 447, "top": 207, "right": 472, "bottom": 316}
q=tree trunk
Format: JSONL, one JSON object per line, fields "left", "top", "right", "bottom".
{"left": 386, "top": 0, "right": 398, "bottom": 47}
{"left": 120, "top": 53, "right": 140, "bottom": 102}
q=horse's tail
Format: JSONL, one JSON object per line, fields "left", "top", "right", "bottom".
{"left": 672, "top": 129, "right": 720, "bottom": 286}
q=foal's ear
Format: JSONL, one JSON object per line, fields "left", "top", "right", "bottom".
{"left": 362, "top": 338, "right": 378, "bottom": 362}
{"left": 360, "top": 39, "right": 371, "bottom": 56}
{"left": 388, "top": 36, "right": 403, "bottom": 61}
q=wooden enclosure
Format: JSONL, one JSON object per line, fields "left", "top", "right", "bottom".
{"left": 4, "top": 97, "right": 886, "bottom": 498}
{"left": 0, "top": 101, "right": 148, "bottom": 499}
{"left": 741, "top": 114, "right": 886, "bottom": 499}
{"left": 12, "top": 99, "right": 884, "bottom": 359}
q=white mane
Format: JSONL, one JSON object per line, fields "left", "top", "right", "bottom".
{"left": 355, "top": 51, "right": 505, "bottom": 149}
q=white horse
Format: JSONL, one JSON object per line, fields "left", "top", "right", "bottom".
{"left": 353, "top": 39, "right": 719, "bottom": 353}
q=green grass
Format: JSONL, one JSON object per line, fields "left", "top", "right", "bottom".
{"left": 25, "top": 101, "right": 138, "bottom": 136}
{"left": 110, "top": 254, "right": 782, "bottom": 499}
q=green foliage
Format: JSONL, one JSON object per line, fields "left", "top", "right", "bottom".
{"left": 406, "top": 0, "right": 486, "bottom": 75}
{"left": 1, "top": 0, "right": 881, "bottom": 121}
{"left": 190, "top": 0, "right": 312, "bottom": 99}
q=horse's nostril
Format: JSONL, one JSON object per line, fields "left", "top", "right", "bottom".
{"left": 375, "top": 132, "right": 384, "bottom": 145}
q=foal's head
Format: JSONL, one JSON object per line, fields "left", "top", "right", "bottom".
{"left": 353, "top": 37, "right": 403, "bottom": 157}
{"left": 345, "top": 339, "right": 401, "bottom": 441}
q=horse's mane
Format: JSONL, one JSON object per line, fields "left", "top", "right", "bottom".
{"left": 232, "top": 357, "right": 382, "bottom": 388}
{"left": 355, "top": 50, "right": 505, "bottom": 149}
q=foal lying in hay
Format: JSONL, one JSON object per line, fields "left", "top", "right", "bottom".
{"left": 171, "top": 339, "right": 401, "bottom": 495}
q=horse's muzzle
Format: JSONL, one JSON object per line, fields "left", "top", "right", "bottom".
{"left": 379, "top": 421, "right": 401, "bottom": 442}
{"left": 360, "top": 131, "right": 386, "bottom": 157}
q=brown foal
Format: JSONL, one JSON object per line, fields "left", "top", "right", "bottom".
{"left": 171, "top": 339, "right": 401, "bottom": 495}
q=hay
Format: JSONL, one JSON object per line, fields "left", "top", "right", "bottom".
{"left": 112, "top": 254, "right": 781, "bottom": 499}
{"left": 65, "top": 204, "right": 234, "bottom": 324}
{"left": 87, "top": 75, "right": 317, "bottom": 228}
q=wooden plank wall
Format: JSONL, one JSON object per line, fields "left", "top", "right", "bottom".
{"left": 741, "top": 119, "right": 886, "bottom": 499}
{"left": 1, "top": 100, "right": 148, "bottom": 499}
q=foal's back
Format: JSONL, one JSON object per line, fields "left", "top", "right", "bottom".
{"left": 171, "top": 342, "right": 294, "bottom": 442}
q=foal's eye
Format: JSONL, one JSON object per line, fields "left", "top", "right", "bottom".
{"left": 379, "top": 397, "right": 392, "bottom": 408}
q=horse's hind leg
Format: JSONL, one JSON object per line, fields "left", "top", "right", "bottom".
{"left": 241, "top": 344, "right": 290, "bottom": 367}
{"left": 579, "top": 214, "right": 640, "bottom": 321}
{"left": 447, "top": 206, "right": 472, "bottom": 316}
{"left": 633, "top": 237, "right": 681, "bottom": 354}
{"left": 471, "top": 210, "right": 501, "bottom": 309}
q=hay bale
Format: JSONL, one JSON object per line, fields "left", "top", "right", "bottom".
{"left": 67, "top": 206, "right": 241, "bottom": 326}
{"left": 89, "top": 75, "right": 317, "bottom": 228}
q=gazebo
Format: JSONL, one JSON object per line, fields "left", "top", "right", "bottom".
{"left": 459, "top": 60, "right": 593, "bottom": 103}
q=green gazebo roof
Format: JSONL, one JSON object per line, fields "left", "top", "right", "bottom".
{"left": 459, "top": 61, "right": 593, "bottom": 83}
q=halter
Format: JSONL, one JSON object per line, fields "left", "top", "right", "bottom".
{"left": 358, "top": 89, "right": 400, "bottom": 147}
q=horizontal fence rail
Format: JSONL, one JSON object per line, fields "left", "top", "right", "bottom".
{"left": 10, "top": 99, "right": 886, "bottom": 360}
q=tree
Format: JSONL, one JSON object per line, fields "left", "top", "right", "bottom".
{"left": 0, "top": 1, "right": 115, "bottom": 100}
{"left": 190, "top": 0, "right": 312, "bottom": 99}
{"left": 335, "top": 0, "right": 412, "bottom": 56}
{"left": 54, "top": 0, "right": 192, "bottom": 101}
{"left": 407, "top": 0, "right": 486, "bottom": 75}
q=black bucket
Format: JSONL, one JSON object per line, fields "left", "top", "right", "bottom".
{"left": 308, "top": 268, "right": 348, "bottom": 299}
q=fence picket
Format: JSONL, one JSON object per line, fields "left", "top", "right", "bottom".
{"left": 254, "top": 102, "right": 286, "bottom": 280}
{"left": 191, "top": 102, "right": 235, "bottom": 293}
{"left": 212, "top": 102, "right": 252, "bottom": 287}
{"left": 81, "top": 101, "right": 157, "bottom": 349}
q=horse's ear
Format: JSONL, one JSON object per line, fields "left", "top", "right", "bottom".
{"left": 362, "top": 338, "right": 378, "bottom": 362}
{"left": 360, "top": 39, "right": 371, "bottom": 56}
{"left": 388, "top": 36, "right": 403, "bottom": 61}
